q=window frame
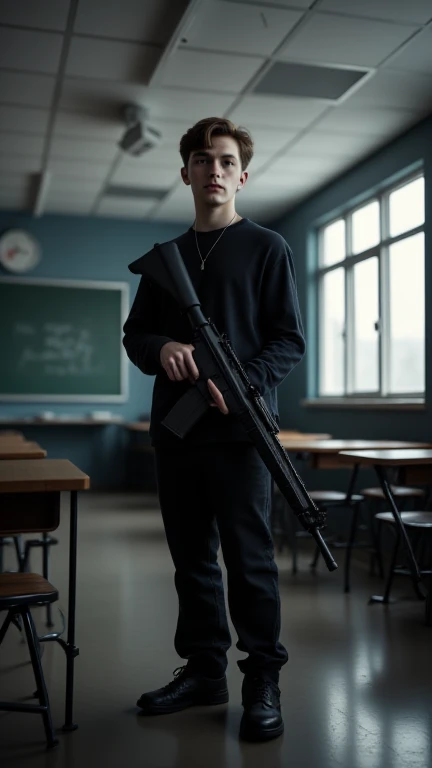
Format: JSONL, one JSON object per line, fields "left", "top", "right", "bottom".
{"left": 316, "top": 171, "right": 425, "bottom": 402}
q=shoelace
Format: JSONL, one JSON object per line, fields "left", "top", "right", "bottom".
{"left": 246, "top": 678, "right": 280, "bottom": 705}
{"left": 160, "top": 666, "right": 188, "bottom": 692}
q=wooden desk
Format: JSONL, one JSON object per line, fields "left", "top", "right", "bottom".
{"left": 282, "top": 439, "right": 432, "bottom": 469}
{"left": 0, "top": 431, "right": 24, "bottom": 439}
{"left": 339, "top": 449, "right": 432, "bottom": 617}
{"left": 0, "top": 459, "right": 90, "bottom": 729}
{"left": 0, "top": 441, "right": 47, "bottom": 459}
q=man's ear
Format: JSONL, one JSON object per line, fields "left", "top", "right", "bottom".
{"left": 237, "top": 171, "right": 248, "bottom": 190}
{"left": 181, "top": 167, "right": 190, "bottom": 186}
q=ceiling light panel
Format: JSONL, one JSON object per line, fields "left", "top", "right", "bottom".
{"left": 253, "top": 61, "right": 369, "bottom": 100}
{"left": 181, "top": 1, "right": 304, "bottom": 56}
{"left": 277, "top": 13, "right": 417, "bottom": 67}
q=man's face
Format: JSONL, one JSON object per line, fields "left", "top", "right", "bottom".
{"left": 181, "top": 135, "right": 247, "bottom": 206}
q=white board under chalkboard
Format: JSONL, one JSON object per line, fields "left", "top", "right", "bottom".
{"left": 0, "top": 277, "right": 129, "bottom": 402}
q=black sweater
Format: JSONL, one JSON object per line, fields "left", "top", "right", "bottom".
{"left": 123, "top": 218, "right": 305, "bottom": 446}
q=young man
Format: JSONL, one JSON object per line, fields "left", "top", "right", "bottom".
{"left": 123, "top": 117, "right": 305, "bottom": 742}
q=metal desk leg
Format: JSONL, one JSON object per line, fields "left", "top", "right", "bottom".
{"left": 371, "top": 466, "right": 425, "bottom": 602}
{"left": 62, "top": 490, "right": 79, "bottom": 731}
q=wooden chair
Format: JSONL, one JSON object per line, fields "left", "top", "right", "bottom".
{"left": 0, "top": 492, "right": 61, "bottom": 748}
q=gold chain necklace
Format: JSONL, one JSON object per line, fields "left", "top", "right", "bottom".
{"left": 194, "top": 212, "right": 237, "bottom": 271}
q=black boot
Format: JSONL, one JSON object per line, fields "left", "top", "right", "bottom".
{"left": 136, "top": 666, "right": 229, "bottom": 715}
{"left": 240, "top": 676, "right": 283, "bottom": 742}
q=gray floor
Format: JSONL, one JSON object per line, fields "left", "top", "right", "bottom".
{"left": 0, "top": 492, "right": 431, "bottom": 768}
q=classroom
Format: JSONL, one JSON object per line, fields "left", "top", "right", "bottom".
{"left": 0, "top": 2, "right": 431, "bottom": 767}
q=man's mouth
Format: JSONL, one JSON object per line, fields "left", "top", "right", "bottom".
{"left": 205, "top": 184, "right": 224, "bottom": 190}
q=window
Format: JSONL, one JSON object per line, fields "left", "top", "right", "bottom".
{"left": 317, "top": 174, "right": 425, "bottom": 399}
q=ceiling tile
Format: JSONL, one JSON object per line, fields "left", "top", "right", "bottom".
{"left": 45, "top": 197, "right": 98, "bottom": 215}
{"left": 277, "top": 13, "right": 417, "bottom": 67}
{"left": 182, "top": 1, "right": 303, "bottom": 56}
{"left": 315, "top": 104, "right": 421, "bottom": 136}
{"left": 0, "top": 106, "right": 49, "bottom": 134}
{"left": 0, "top": 133, "right": 44, "bottom": 156}
{"left": 0, "top": 72, "right": 55, "bottom": 108}
{"left": 0, "top": 28, "right": 63, "bottom": 74}
{"left": 346, "top": 70, "right": 432, "bottom": 110}
{"left": 0, "top": 154, "right": 42, "bottom": 174}
{"left": 0, "top": 173, "right": 32, "bottom": 192}
{"left": 49, "top": 178, "right": 102, "bottom": 195}
{"left": 152, "top": 184, "right": 195, "bottom": 221}
{"left": 0, "top": 191, "right": 27, "bottom": 210}
{"left": 222, "top": 0, "right": 313, "bottom": 7}
{"left": 0, "top": 0, "right": 70, "bottom": 29}
{"left": 120, "top": 146, "right": 182, "bottom": 170}
{"left": 96, "top": 198, "right": 157, "bottom": 218}
{"left": 50, "top": 137, "right": 118, "bottom": 162}
{"left": 319, "top": 0, "right": 432, "bottom": 24}
{"left": 384, "top": 28, "right": 432, "bottom": 74}
{"left": 159, "top": 49, "right": 265, "bottom": 92}
{"left": 75, "top": 0, "right": 188, "bottom": 45}
{"left": 111, "top": 163, "right": 178, "bottom": 188}
{"left": 66, "top": 37, "right": 161, "bottom": 82}
{"left": 284, "top": 131, "right": 380, "bottom": 158}
{"left": 228, "top": 95, "right": 329, "bottom": 129}
{"left": 54, "top": 111, "right": 123, "bottom": 140}
{"left": 47, "top": 158, "right": 110, "bottom": 181}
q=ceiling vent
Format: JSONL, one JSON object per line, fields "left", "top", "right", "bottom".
{"left": 252, "top": 61, "right": 370, "bottom": 101}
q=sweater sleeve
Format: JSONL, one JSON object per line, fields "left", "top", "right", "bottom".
{"left": 243, "top": 243, "right": 305, "bottom": 396}
{"left": 122, "top": 277, "right": 174, "bottom": 376}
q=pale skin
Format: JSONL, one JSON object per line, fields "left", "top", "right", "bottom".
{"left": 159, "top": 135, "right": 248, "bottom": 415}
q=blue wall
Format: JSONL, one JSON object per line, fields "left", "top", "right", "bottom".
{"left": 272, "top": 114, "right": 432, "bottom": 446}
{"left": 0, "top": 212, "right": 184, "bottom": 487}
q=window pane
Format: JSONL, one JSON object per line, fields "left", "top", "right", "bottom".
{"left": 389, "top": 233, "right": 425, "bottom": 394}
{"left": 319, "top": 268, "right": 345, "bottom": 396}
{"left": 353, "top": 257, "right": 379, "bottom": 392}
{"left": 389, "top": 176, "right": 424, "bottom": 237}
{"left": 321, "top": 219, "right": 345, "bottom": 266}
{"left": 352, "top": 200, "right": 380, "bottom": 255}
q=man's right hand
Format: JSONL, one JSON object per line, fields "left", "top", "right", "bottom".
{"left": 160, "top": 341, "right": 200, "bottom": 384}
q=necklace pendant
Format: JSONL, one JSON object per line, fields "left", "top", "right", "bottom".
{"left": 201, "top": 263, "right": 205, "bottom": 271}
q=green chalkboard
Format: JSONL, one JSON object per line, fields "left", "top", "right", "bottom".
{"left": 0, "top": 278, "right": 129, "bottom": 402}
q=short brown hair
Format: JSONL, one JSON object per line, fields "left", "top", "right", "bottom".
{"left": 179, "top": 117, "right": 254, "bottom": 171}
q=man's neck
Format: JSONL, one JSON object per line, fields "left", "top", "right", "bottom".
{"left": 193, "top": 204, "right": 240, "bottom": 232}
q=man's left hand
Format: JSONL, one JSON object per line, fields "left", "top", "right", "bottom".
{"left": 207, "top": 379, "right": 229, "bottom": 415}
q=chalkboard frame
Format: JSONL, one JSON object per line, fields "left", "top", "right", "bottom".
{"left": 0, "top": 276, "right": 129, "bottom": 403}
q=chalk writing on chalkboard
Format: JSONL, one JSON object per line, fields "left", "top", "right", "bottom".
{"left": 16, "top": 322, "right": 102, "bottom": 377}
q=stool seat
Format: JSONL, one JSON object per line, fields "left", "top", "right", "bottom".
{"left": 375, "top": 511, "right": 432, "bottom": 528}
{"left": 0, "top": 573, "right": 58, "bottom": 609}
{"left": 361, "top": 486, "right": 424, "bottom": 499}
{"left": 309, "top": 490, "right": 364, "bottom": 504}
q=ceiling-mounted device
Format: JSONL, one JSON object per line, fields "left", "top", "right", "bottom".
{"left": 118, "top": 104, "right": 162, "bottom": 157}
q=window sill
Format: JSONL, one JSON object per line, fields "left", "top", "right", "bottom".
{"left": 302, "top": 397, "right": 425, "bottom": 410}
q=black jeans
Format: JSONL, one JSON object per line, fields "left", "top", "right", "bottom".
{"left": 154, "top": 441, "right": 288, "bottom": 681}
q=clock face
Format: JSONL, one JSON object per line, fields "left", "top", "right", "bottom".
{"left": 0, "top": 229, "right": 41, "bottom": 273}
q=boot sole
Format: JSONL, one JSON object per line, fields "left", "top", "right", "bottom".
{"left": 240, "top": 720, "right": 284, "bottom": 742}
{"left": 137, "top": 690, "right": 229, "bottom": 715}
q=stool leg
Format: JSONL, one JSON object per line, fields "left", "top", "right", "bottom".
{"left": 344, "top": 503, "right": 360, "bottom": 594}
{"left": 20, "top": 607, "right": 58, "bottom": 749}
{"left": 42, "top": 534, "right": 54, "bottom": 628}
{"left": 368, "top": 503, "right": 385, "bottom": 579}
{"left": 382, "top": 528, "right": 401, "bottom": 603}
{"left": 0, "top": 610, "right": 14, "bottom": 646}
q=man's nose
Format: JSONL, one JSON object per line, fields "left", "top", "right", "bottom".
{"left": 209, "top": 161, "right": 222, "bottom": 175}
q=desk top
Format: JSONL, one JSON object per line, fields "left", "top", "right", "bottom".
{"left": 0, "top": 442, "right": 47, "bottom": 459}
{"left": 282, "top": 439, "right": 432, "bottom": 454}
{"left": 0, "top": 459, "right": 90, "bottom": 492}
{"left": 339, "top": 449, "right": 432, "bottom": 466}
